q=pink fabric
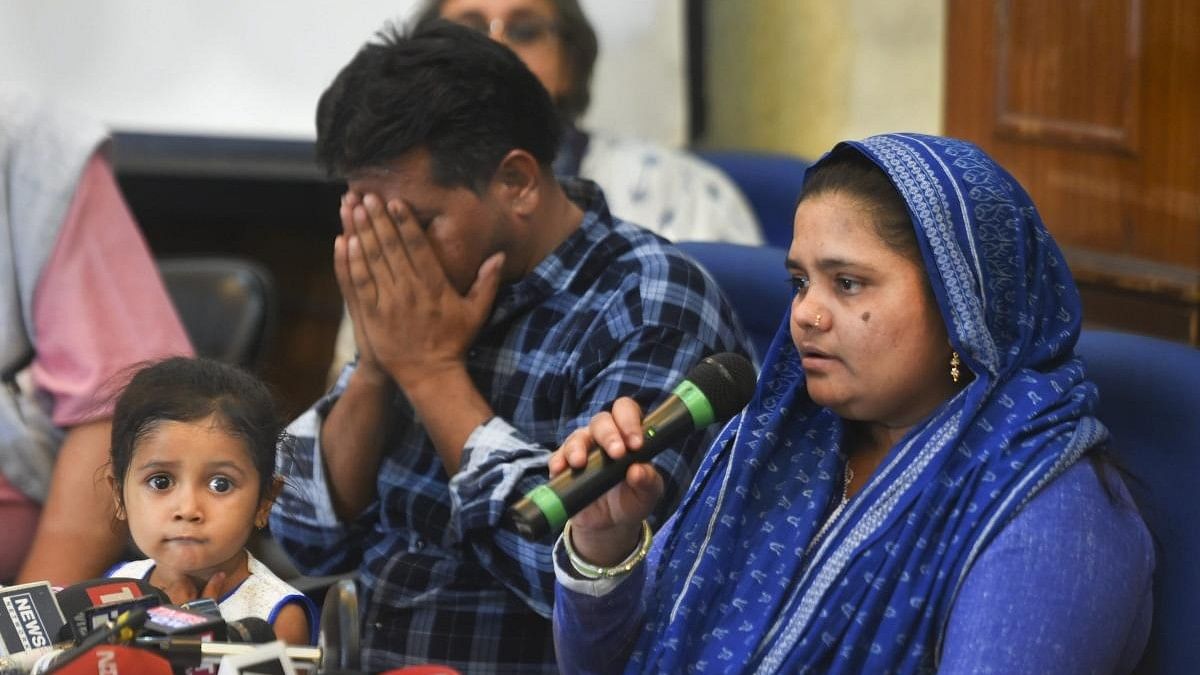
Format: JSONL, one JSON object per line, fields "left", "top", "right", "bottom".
{"left": 30, "top": 153, "right": 193, "bottom": 427}
{"left": 0, "top": 471, "right": 40, "bottom": 581}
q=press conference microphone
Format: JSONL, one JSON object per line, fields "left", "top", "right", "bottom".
{"left": 54, "top": 578, "right": 166, "bottom": 644}
{"left": 33, "top": 645, "right": 172, "bottom": 675}
{"left": 318, "top": 578, "right": 360, "bottom": 672}
{"left": 507, "top": 352, "right": 756, "bottom": 539}
{"left": 226, "top": 617, "right": 275, "bottom": 643}
{"left": 36, "top": 607, "right": 149, "bottom": 674}
{"left": 134, "top": 618, "right": 321, "bottom": 669}
{"left": 37, "top": 600, "right": 228, "bottom": 675}
{"left": 0, "top": 581, "right": 66, "bottom": 660}
{"left": 0, "top": 644, "right": 64, "bottom": 674}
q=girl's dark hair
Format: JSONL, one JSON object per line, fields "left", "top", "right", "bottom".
{"left": 110, "top": 357, "right": 286, "bottom": 507}
{"left": 415, "top": 0, "right": 599, "bottom": 122}
{"left": 799, "top": 145, "right": 922, "bottom": 266}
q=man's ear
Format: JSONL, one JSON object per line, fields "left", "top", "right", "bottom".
{"left": 107, "top": 472, "right": 126, "bottom": 521}
{"left": 491, "top": 149, "right": 543, "bottom": 217}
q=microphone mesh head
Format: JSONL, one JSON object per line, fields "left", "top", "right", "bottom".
{"left": 227, "top": 616, "right": 276, "bottom": 643}
{"left": 685, "top": 352, "right": 757, "bottom": 420}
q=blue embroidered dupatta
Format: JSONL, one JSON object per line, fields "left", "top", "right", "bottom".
{"left": 626, "top": 134, "right": 1105, "bottom": 673}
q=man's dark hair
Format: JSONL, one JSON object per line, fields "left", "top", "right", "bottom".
{"left": 315, "top": 21, "right": 561, "bottom": 191}
{"left": 415, "top": 0, "right": 598, "bottom": 122}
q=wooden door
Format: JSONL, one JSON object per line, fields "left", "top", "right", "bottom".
{"left": 945, "top": 0, "right": 1200, "bottom": 344}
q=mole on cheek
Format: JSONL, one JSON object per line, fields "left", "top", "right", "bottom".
{"left": 861, "top": 312, "right": 871, "bottom": 323}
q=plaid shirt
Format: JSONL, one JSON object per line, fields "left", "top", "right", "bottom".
{"left": 271, "top": 180, "right": 751, "bottom": 674}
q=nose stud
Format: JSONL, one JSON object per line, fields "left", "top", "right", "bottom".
{"left": 812, "top": 313, "right": 822, "bottom": 329}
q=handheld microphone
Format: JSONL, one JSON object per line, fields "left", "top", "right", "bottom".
{"left": 507, "top": 352, "right": 756, "bottom": 539}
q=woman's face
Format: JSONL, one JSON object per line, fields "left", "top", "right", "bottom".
{"left": 787, "top": 192, "right": 957, "bottom": 428}
{"left": 439, "top": 0, "right": 571, "bottom": 101}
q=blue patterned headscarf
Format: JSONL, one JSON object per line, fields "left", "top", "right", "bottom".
{"left": 626, "top": 134, "right": 1105, "bottom": 673}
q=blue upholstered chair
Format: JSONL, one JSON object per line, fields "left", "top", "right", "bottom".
{"left": 676, "top": 241, "right": 792, "bottom": 364}
{"left": 695, "top": 150, "right": 810, "bottom": 249}
{"left": 1075, "top": 329, "right": 1200, "bottom": 674}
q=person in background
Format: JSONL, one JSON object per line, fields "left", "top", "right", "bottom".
{"left": 551, "top": 134, "right": 1154, "bottom": 673}
{"left": 106, "top": 357, "right": 316, "bottom": 645}
{"left": 0, "top": 90, "right": 193, "bottom": 585}
{"left": 271, "top": 22, "right": 750, "bottom": 673}
{"left": 329, "top": 0, "right": 762, "bottom": 380}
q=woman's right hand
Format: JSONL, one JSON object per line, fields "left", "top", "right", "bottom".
{"left": 549, "top": 397, "right": 665, "bottom": 566}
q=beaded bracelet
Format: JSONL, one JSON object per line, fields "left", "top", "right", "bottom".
{"left": 562, "top": 520, "right": 653, "bottom": 580}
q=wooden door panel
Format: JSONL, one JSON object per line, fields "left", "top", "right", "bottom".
{"left": 996, "top": 0, "right": 1140, "bottom": 150}
{"left": 946, "top": 0, "right": 1200, "bottom": 344}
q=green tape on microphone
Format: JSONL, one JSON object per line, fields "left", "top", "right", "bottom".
{"left": 673, "top": 379, "right": 715, "bottom": 428}
{"left": 526, "top": 484, "right": 568, "bottom": 533}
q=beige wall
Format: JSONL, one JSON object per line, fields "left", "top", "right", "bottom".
{"left": 703, "top": 0, "right": 945, "bottom": 159}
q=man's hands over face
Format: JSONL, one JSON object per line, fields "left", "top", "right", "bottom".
{"left": 333, "top": 191, "right": 505, "bottom": 391}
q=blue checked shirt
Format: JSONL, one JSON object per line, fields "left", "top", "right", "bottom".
{"left": 270, "top": 180, "right": 751, "bottom": 674}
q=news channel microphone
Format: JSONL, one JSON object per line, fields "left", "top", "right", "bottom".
{"left": 34, "top": 606, "right": 150, "bottom": 674}
{"left": 507, "top": 352, "right": 756, "bottom": 539}
{"left": 0, "top": 581, "right": 66, "bottom": 661}
{"left": 134, "top": 618, "right": 323, "bottom": 672}
{"left": 139, "top": 602, "right": 229, "bottom": 641}
{"left": 135, "top": 579, "right": 362, "bottom": 674}
{"left": 33, "top": 645, "right": 172, "bottom": 675}
{"left": 54, "top": 578, "right": 167, "bottom": 644}
{"left": 28, "top": 608, "right": 286, "bottom": 674}
{"left": 30, "top": 597, "right": 234, "bottom": 673}
{"left": 3, "top": 583, "right": 221, "bottom": 674}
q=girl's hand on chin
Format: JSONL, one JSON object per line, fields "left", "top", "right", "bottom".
{"left": 158, "top": 570, "right": 229, "bottom": 605}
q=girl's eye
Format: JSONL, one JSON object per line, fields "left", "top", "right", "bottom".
{"left": 790, "top": 276, "right": 810, "bottom": 294}
{"left": 147, "top": 475, "right": 172, "bottom": 491}
{"left": 208, "top": 476, "right": 233, "bottom": 494}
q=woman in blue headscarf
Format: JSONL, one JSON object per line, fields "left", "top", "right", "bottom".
{"left": 549, "top": 134, "right": 1154, "bottom": 673}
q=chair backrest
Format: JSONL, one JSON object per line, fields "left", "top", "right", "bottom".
{"left": 694, "top": 149, "right": 810, "bottom": 249}
{"left": 1075, "top": 329, "right": 1200, "bottom": 674}
{"left": 676, "top": 241, "right": 792, "bottom": 364}
{"left": 157, "top": 257, "right": 276, "bottom": 368}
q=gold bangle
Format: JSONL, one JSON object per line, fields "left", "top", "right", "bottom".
{"left": 563, "top": 520, "right": 652, "bottom": 580}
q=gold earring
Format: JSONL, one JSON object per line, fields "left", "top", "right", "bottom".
{"left": 950, "top": 351, "right": 961, "bottom": 384}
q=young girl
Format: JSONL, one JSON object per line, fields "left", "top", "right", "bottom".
{"left": 105, "top": 357, "right": 316, "bottom": 645}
